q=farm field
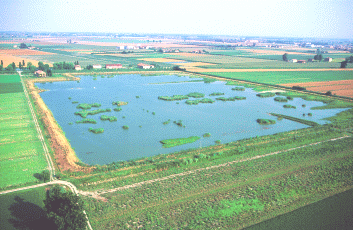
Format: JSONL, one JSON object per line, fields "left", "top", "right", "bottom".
{"left": 0, "top": 186, "right": 52, "bottom": 230}
{"left": 0, "top": 74, "right": 48, "bottom": 190}
{"left": 204, "top": 71, "right": 353, "bottom": 98}
{"left": 81, "top": 135, "right": 353, "bottom": 229}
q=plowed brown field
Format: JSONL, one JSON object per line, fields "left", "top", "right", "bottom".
{"left": 0, "top": 49, "right": 54, "bottom": 56}
{"left": 282, "top": 80, "right": 353, "bottom": 97}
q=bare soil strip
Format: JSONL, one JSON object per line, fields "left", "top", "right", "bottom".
{"left": 78, "top": 136, "right": 349, "bottom": 196}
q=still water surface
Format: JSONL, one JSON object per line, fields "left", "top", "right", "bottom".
{"left": 37, "top": 75, "right": 347, "bottom": 165}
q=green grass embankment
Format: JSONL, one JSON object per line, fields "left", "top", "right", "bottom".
{"left": 270, "top": 113, "right": 319, "bottom": 126}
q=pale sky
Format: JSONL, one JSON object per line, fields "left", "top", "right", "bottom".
{"left": 1, "top": 0, "right": 352, "bottom": 38}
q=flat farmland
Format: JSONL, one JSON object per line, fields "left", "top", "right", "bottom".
{"left": 282, "top": 80, "right": 353, "bottom": 98}
{"left": 0, "top": 75, "right": 48, "bottom": 190}
{"left": 204, "top": 71, "right": 353, "bottom": 85}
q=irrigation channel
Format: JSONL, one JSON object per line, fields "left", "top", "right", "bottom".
{"left": 18, "top": 71, "right": 56, "bottom": 181}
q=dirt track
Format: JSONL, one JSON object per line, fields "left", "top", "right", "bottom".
{"left": 25, "top": 76, "right": 91, "bottom": 173}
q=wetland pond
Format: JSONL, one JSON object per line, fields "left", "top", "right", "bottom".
{"left": 37, "top": 74, "right": 348, "bottom": 165}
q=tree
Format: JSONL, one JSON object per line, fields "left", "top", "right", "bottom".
{"left": 19, "top": 62, "right": 22, "bottom": 69}
{"left": 282, "top": 53, "right": 288, "bottom": 62}
{"left": 6, "top": 64, "right": 13, "bottom": 71}
{"left": 47, "top": 69, "right": 53, "bottom": 77}
{"left": 44, "top": 185, "right": 87, "bottom": 230}
{"left": 346, "top": 56, "right": 353, "bottom": 63}
{"left": 340, "top": 60, "right": 348, "bottom": 68}
{"left": 314, "top": 54, "right": 323, "bottom": 62}
{"left": 38, "top": 62, "right": 45, "bottom": 71}
{"left": 41, "top": 169, "right": 50, "bottom": 182}
{"left": 86, "top": 65, "right": 93, "bottom": 70}
{"left": 11, "top": 62, "right": 16, "bottom": 70}
{"left": 0, "top": 65, "right": 3, "bottom": 71}
{"left": 20, "top": 43, "right": 28, "bottom": 49}
{"left": 325, "top": 91, "right": 333, "bottom": 96}
{"left": 22, "top": 60, "right": 25, "bottom": 66}
{"left": 1, "top": 60, "right": 3, "bottom": 66}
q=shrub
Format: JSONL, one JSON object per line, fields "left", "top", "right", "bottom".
{"left": 287, "top": 96, "right": 293, "bottom": 100}
{"left": 232, "top": 87, "right": 245, "bottom": 91}
{"left": 88, "top": 127, "right": 104, "bottom": 134}
{"left": 209, "top": 92, "right": 224, "bottom": 96}
{"left": 274, "top": 97, "right": 288, "bottom": 102}
{"left": 283, "top": 104, "right": 296, "bottom": 109}
{"left": 256, "top": 92, "right": 275, "bottom": 98}
{"left": 292, "top": 86, "right": 306, "bottom": 90}
{"left": 257, "top": 119, "right": 276, "bottom": 125}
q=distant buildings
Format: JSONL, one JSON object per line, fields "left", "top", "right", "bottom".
{"left": 106, "top": 64, "right": 122, "bottom": 69}
{"left": 34, "top": 70, "right": 46, "bottom": 77}
{"left": 74, "top": 65, "right": 82, "bottom": 70}
{"left": 137, "top": 63, "right": 154, "bottom": 69}
{"left": 92, "top": 64, "right": 102, "bottom": 69}
{"left": 297, "top": 60, "right": 306, "bottom": 63}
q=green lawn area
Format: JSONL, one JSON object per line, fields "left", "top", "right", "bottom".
{"left": 0, "top": 187, "right": 53, "bottom": 230}
{"left": 205, "top": 71, "right": 353, "bottom": 85}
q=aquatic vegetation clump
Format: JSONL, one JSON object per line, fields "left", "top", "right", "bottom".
{"left": 76, "top": 103, "right": 101, "bottom": 110}
{"left": 173, "top": 120, "right": 185, "bottom": 127}
{"left": 114, "top": 107, "right": 122, "bottom": 112}
{"left": 257, "top": 119, "right": 276, "bottom": 125}
{"left": 185, "top": 98, "right": 215, "bottom": 105}
{"left": 152, "top": 112, "right": 155, "bottom": 115}
{"left": 160, "top": 136, "right": 200, "bottom": 148}
{"left": 112, "top": 101, "right": 128, "bottom": 106}
{"left": 283, "top": 104, "right": 296, "bottom": 109}
{"left": 270, "top": 113, "right": 319, "bottom": 126}
{"left": 88, "top": 127, "right": 104, "bottom": 134}
{"left": 232, "top": 87, "right": 245, "bottom": 91}
{"left": 274, "top": 97, "right": 288, "bottom": 102}
{"left": 72, "top": 101, "right": 79, "bottom": 104}
{"left": 163, "top": 119, "right": 171, "bottom": 125}
{"left": 75, "top": 108, "right": 111, "bottom": 118}
{"left": 216, "top": 96, "right": 246, "bottom": 101}
{"left": 100, "top": 115, "right": 117, "bottom": 122}
{"left": 203, "top": 133, "right": 211, "bottom": 137}
{"left": 209, "top": 92, "right": 225, "bottom": 96}
{"left": 122, "top": 125, "right": 129, "bottom": 129}
{"left": 287, "top": 96, "right": 294, "bottom": 100}
{"left": 187, "top": 92, "right": 205, "bottom": 98}
{"left": 158, "top": 95, "right": 189, "bottom": 101}
{"left": 256, "top": 92, "right": 275, "bottom": 98}
{"left": 308, "top": 113, "right": 313, "bottom": 116}
{"left": 76, "top": 118, "right": 97, "bottom": 124}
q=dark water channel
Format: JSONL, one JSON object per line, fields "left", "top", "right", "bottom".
{"left": 37, "top": 74, "right": 347, "bottom": 165}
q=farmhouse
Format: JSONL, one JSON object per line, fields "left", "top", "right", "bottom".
{"left": 92, "top": 64, "right": 102, "bottom": 69}
{"left": 290, "top": 59, "right": 298, "bottom": 63}
{"left": 74, "top": 65, "right": 82, "bottom": 70}
{"left": 34, "top": 70, "right": 46, "bottom": 78}
{"left": 137, "top": 63, "right": 154, "bottom": 69}
{"left": 324, "top": 57, "right": 333, "bottom": 62}
{"left": 297, "top": 60, "right": 306, "bottom": 63}
{"left": 106, "top": 64, "right": 123, "bottom": 69}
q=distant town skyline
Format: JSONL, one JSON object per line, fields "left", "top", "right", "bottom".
{"left": 1, "top": 0, "right": 352, "bottom": 39}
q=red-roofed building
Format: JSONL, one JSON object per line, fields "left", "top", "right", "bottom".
{"left": 106, "top": 64, "right": 122, "bottom": 69}
{"left": 137, "top": 63, "right": 154, "bottom": 69}
{"left": 75, "top": 65, "right": 82, "bottom": 70}
{"left": 34, "top": 70, "right": 46, "bottom": 78}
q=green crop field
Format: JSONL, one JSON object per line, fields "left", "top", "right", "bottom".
{"left": 205, "top": 71, "right": 353, "bottom": 85}
{"left": 0, "top": 79, "right": 48, "bottom": 190}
